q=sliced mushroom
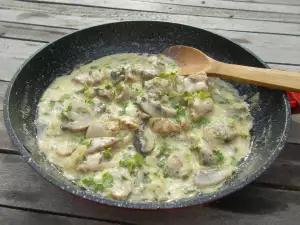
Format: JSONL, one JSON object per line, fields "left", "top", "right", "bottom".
{"left": 86, "top": 120, "right": 120, "bottom": 138}
{"left": 85, "top": 137, "right": 117, "bottom": 154}
{"left": 149, "top": 117, "right": 183, "bottom": 134}
{"left": 61, "top": 118, "right": 92, "bottom": 132}
{"left": 136, "top": 98, "right": 176, "bottom": 117}
{"left": 133, "top": 125, "right": 155, "bottom": 153}
{"left": 137, "top": 111, "right": 150, "bottom": 120}
{"left": 190, "top": 98, "right": 214, "bottom": 121}
{"left": 76, "top": 152, "right": 103, "bottom": 172}
{"left": 194, "top": 168, "right": 233, "bottom": 187}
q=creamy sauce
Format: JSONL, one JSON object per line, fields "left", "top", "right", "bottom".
{"left": 36, "top": 53, "right": 253, "bottom": 202}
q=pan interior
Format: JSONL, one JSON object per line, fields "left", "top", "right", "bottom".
{"left": 5, "top": 21, "right": 290, "bottom": 209}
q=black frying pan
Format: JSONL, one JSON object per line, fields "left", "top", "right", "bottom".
{"left": 3, "top": 21, "right": 291, "bottom": 209}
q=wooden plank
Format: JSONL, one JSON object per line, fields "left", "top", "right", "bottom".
{"left": 0, "top": 21, "right": 72, "bottom": 43}
{"left": 30, "top": 0, "right": 300, "bottom": 15}
{"left": 0, "top": 30, "right": 299, "bottom": 81}
{"left": 0, "top": 153, "right": 300, "bottom": 224}
{"left": 220, "top": 0, "right": 300, "bottom": 6}
{"left": 1, "top": 22, "right": 300, "bottom": 66}
{"left": 131, "top": 0, "right": 300, "bottom": 14}
{"left": 2, "top": 3, "right": 300, "bottom": 34}
{"left": 0, "top": 207, "right": 117, "bottom": 225}
{"left": 4, "top": 0, "right": 300, "bottom": 24}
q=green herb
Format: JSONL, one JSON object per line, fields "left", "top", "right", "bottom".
{"left": 118, "top": 101, "right": 128, "bottom": 116}
{"left": 115, "top": 84, "right": 124, "bottom": 93}
{"left": 158, "top": 71, "right": 177, "bottom": 80}
{"left": 119, "top": 153, "right": 144, "bottom": 173}
{"left": 134, "top": 153, "right": 144, "bottom": 167}
{"left": 81, "top": 177, "right": 94, "bottom": 186}
{"left": 116, "top": 135, "right": 125, "bottom": 141}
{"left": 81, "top": 139, "right": 92, "bottom": 148}
{"left": 185, "top": 153, "right": 191, "bottom": 160}
{"left": 171, "top": 103, "right": 186, "bottom": 122}
{"left": 102, "top": 172, "right": 114, "bottom": 188}
{"left": 157, "top": 145, "right": 173, "bottom": 158}
{"left": 84, "top": 99, "right": 94, "bottom": 104}
{"left": 60, "top": 111, "right": 71, "bottom": 121}
{"left": 121, "top": 175, "right": 129, "bottom": 181}
{"left": 60, "top": 94, "right": 71, "bottom": 102}
{"left": 215, "top": 151, "right": 224, "bottom": 161}
{"left": 103, "top": 147, "right": 113, "bottom": 160}
{"left": 65, "top": 104, "right": 72, "bottom": 112}
{"left": 49, "top": 100, "right": 56, "bottom": 107}
{"left": 183, "top": 90, "right": 211, "bottom": 105}
{"left": 60, "top": 104, "right": 72, "bottom": 121}
{"left": 157, "top": 158, "right": 166, "bottom": 168}
{"left": 84, "top": 87, "right": 94, "bottom": 99}
{"left": 240, "top": 133, "right": 249, "bottom": 139}
{"left": 94, "top": 183, "right": 104, "bottom": 192}
{"left": 195, "top": 117, "right": 210, "bottom": 126}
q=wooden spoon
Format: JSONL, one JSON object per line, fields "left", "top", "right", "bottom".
{"left": 163, "top": 45, "right": 300, "bottom": 92}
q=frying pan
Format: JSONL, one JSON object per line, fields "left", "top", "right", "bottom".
{"left": 3, "top": 21, "right": 291, "bottom": 209}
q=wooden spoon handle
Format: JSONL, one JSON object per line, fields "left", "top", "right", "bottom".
{"left": 209, "top": 62, "right": 300, "bottom": 92}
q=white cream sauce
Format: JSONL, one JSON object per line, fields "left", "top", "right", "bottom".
{"left": 36, "top": 53, "right": 253, "bottom": 202}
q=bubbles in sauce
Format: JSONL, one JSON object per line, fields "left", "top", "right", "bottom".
{"left": 36, "top": 53, "right": 253, "bottom": 202}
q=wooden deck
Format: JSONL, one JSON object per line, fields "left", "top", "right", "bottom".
{"left": 0, "top": 0, "right": 300, "bottom": 224}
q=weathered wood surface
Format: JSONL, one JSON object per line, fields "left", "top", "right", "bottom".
{"left": 0, "top": 153, "right": 300, "bottom": 225}
{"left": 0, "top": 207, "right": 117, "bottom": 225}
{"left": 220, "top": 0, "right": 300, "bottom": 5}
{"left": 2, "top": 1, "right": 300, "bottom": 33}
{"left": 0, "top": 0, "right": 300, "bottom": 224}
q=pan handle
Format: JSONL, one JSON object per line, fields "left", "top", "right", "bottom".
{"left": 287, "top": 92, "right": 300, "bottom": 114}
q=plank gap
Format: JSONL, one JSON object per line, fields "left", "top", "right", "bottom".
{"left": 0, "top": 204, "right": 134, "bottom": 225}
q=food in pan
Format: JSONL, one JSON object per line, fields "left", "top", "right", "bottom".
{"left": 36, "top": 53, "right": 252, "bottom": 201}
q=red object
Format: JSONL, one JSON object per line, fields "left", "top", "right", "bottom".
{"left": 287, "top": 92, "right": 300, "bottom": 114}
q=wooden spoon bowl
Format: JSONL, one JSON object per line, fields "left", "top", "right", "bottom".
{"left": 163, "top": 45, "right": 300, "bottom": 92}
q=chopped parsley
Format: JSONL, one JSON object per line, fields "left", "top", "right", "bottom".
{"left": 240, "top": 133, "right": 249, "bottom": 139}
{"left": 103, "top": 147, "right": 113, "bottom": 160}
{"left": 60, "top": 104, "right": 73, "bottom": 121}
{"left": 119, "top": 153, "right": 144, "bottom": 173}
{"left": 102, "top": 172, "right": 114, "bottom": 188}
{"left": 118, "top": 101, "right": 128, "bottom": 116}
{"left": 183, "top": 90, "right": 211, "bottom": 105}
{"left": 81, "top": 139, "right": 92, "bottom": 148}
{"left": 158, "top": 71, "right": 177, "bottom": 80}
{"left": 81, "top": 172, "right": 114, "bottom": 192}
{"left": 214, "top": 150, "right": 224, "bottom": 161}
{"left": 49, "top": 100, "right": 56, "bottom": 107}
{"left": 84, "top": 99, "right": 94, "bottom": 104}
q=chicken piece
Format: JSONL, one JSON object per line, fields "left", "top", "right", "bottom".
{"left": 86, "top": 120, "right": 120, "bottom": 138}
{"left": 166, "top": 154, "right": 183, "bottom": 174}
{"left": 73, "top": 69, "right": 107, "bottom": 86}
{"left": 136, "top": 98, "right": 176, "bottom": 117}
{"left": 132, "top": 64, "right": 158, "bottom": 80}
{"left": 190, "top": 98, "right": 214, "bottom": 121}
{"left": 116, "top": 117, "right": 139, "bottom": 130}
{"left": 197, "top": 139, "right": 219, "bottom": 166}
{"left": 84, "top": 137, "right": 117, "bottom": 154}
{"left": 182, "top": 72, "right": 208, "bottom": 93}
{"left": 76, "top": 153, "right": 103, "bottom": 172}
{"left": 203, "top": 120, "right": 238, "bottom": 145}
{"left": 149, "top": 117, "right": 184, "bottom": 134}
{"left": 61, "top": 118, "right": 92, "bottom": 132}
{"left": 194, "top": 168, "right": 233, "bottom": 187}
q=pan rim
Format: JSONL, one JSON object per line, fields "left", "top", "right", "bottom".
{"left": 3, "top": 20, "right": 291, "bottom": 210}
